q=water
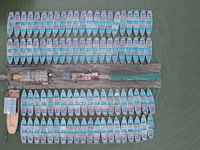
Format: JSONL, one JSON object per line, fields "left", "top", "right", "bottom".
{"left": 0, "top": 0, "right": 200, "bottom": 149}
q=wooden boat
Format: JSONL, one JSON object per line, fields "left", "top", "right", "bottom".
{"left": 39, "top": 38, "right": 46, "bottom": 64}
{"left": 112, "top": 37, "right": 119, "bottom": 64}
{"left": 99, "top": 10, "right": 107, "bottom": 36}
{"left": 40, "top": 117, "right": 47, "bottom": 144}
{"left": 92, "top": 37, "right": 99, "bottom": 63}
{"left": 20, "top": 38, "right": 27, "bottom": 65}
{"left": 127, "top": 116, "right": 134, "bottom": 143}
{"left": 73, "top": 10, "right": 79, "bottom": 36}
{"left": 101, "top": 117, "right": 107, "bottom": 144}
{"left": 33, "top": 117, "right": 41, "bottom": 144}
{"left": 120, "top": 10, "right": 127, "bottom": 36}
{"left": 53, "top": 89, "right": 60, "bottom": 116}
{"left": 27, "top": 11, "right": 34, "bottom": 37}
{"left": 72, "top": 37, "right": 79, "bottom": 64}
{"left": 21, "top": 89, "right": 27, "bottom": 116}
{"left": 87, "top": 117, "right": 94, "bottom": 144}
{"left": 59, "top": 37, "right": 66, "bottom": 64}
{"left": 119, "top": 37, "right": 126, "bottom": 64}
{"left": 67, "top": 118, "right": 74, "bottom": 144}
{"left": 101, "top": 89, "right": 108, "bottom": 116}
{"left": 26, "top": 38, "right": 33, "bottom": 64}
{"left": 147, "top": 89, "right": 155, "bottom": 114}
{"left": 27, "top": 117, "right": 34, "bottom": 144}
{"left": 60, "top": 118, "right": 67, "bottom": 144}
{"left": 59, "top": 11, "right": 67, "bottom": 37}
{"left": 67, "top": 89, "right": 74, "bottom": 116}
{"left": 127, "top": 88, "right": 134, "bottom": 115}
{"left": 139, "top": 10, "right": 146, "bottom": 36}
{"left": 107, "top": 117, "right": 114, "bottom": 144}
{"left": 27, "top": 90, "right": 34, "bottom": 116}
{"left": 121, "top": 88, "right": 128, "bottom": 115}
{"left": 134, "top": 116, "right": 141, "bottom": 142}
{"left": 86, "top": 10, "right": 93, "bottom": 36}
{"left": 46, "top": 11, "right": 54, "bottom": 37}
{"left": 60, "top": 89, "right": 67, "bottom": 116}
{"left": 133, "top": 10, "right": 140, "bottom": 36}
{"left": 47, "top": 90, "right": 54, "bottom": 116}
{"left": 79, "top": 37, "right": 86, "bottom": 64}
{"left": 74, "top": 89, "right": 80, "bottom": 116}
{"left": 85, "top": 37, "right": 93, "bottom": 63}
{"left": 53, "top": 117, "right": 60, "bottom": 144}
{"left": 108, "top": 89, "right": 114, "bottom": 116}
{"left": 20, "top": 117, "right": 27, "bottom": 144}
{"left": 106, "top": 10, "right": 113, "bottom": 37}
{"left": 34, "top": 90, "right": 41, "bottom": 117}
{"left": 40, "top": 11, "right": 47, "bottom": 37}
{"left": 92, "top": 10, "right": 100, "bottom": 36}
{"left": 14, "top": 11, "right": 20, "bottom": 37}
{"left": 87, "top": 89, "right": 94, "bottom": 116}
{"left": 121, "top": 117, "right": 128, "bottom": 143}
{"left": 33, "top": 38, "right": 40, "bottom": 64}
{"left": 13, "top": 38, "right": 20, "bottom": 65}
{"left": 66, "top": 10, "right": 73, "bottom": 36}
{"left": 126, "top": 10, "right": 133, "bottom": 36}
{"left": 41, "top": 90, "right": 47, "bottom": 116}
{"left": 80, "top": 89, "right": 88, "bottom": 116}
{"left": 7, "top": 38, "right": 14, "bottom": 65}
{"left": 99, "top": 37, "right": 106, "bottom": 64}
{"left": 20, "top": 11, "right": 27, "bottom": 37}
{"left": 125, "top": 37, "right": 132, "bottom": 64}
{"left": 47, "top": 118, "right": 54, "bottom": 144}
{"left": 112, "top": 11, "right": 120, "bottom": 37}
{"left": 133, "top": 37, "right": 139, "bottom": 63}
{"left": 79, "top": 10, "right": 87, "bottom": 36}
{"left": 93, "top": 117, "right": 100, "bottom": 144}
{"left": 7, "top": 11, "right": 14, "bottom": 37}
{"left": 74, "top": 118, "right": 80, "bottom": 144}
{"left": 80, "top": 118, "right": 87, "bottom": 144}
{"left": 141, "top": 115, "right": 147, "bottom": 141}
{"left": 140, "top": 89, "right": 148, "bottom": 115}
{"left": 114, "top": 117, "right": 121, "bottom": 144}
{"left": 94, "top": 89, "right": 101, "bottom": 116}
{"left": 105, "top": 37, "right": 112, "bottom": 64}
{"left": 139, "top": 37, "right": 146, "bottom": 63}
{"left": 134, "top": 89, "right": 141, "bottom": 116}
{"left": 53, "top": 11, "right": 60, "bottom": 37}
{"left": 66, "top": 37, "right": 73, "bottom": 64}
{"left": 53, "top": 38, "right": 60, "bottom": 64}
{"left": 147, "top": 113, "right": 154, "bottom": 139}
{"left": 114, "top": 89, "right": 121, "bottom": 116}
{"left": 46, "top": 38, "right": 53, "bottom": 64}
{"left": 33, "top": 11, "right": 40, "bottom": 37}
{"left": 145, "top": 37, "right": 152, "bottom": 63}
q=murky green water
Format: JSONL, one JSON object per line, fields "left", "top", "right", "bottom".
{"left": 0, "top": 0, "right": 200, "bottom": 150}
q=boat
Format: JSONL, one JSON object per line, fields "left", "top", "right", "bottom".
{"left": 74, "top": 118, "right": 80, "bottom": 144}
{"left": 33, "top": 11, "right": 40, "bottom": 37}
{"left": 27, "top": 11, "right": 34, "bottom": 37}
{"left": 79, "top": 37, "right": 86, "bottom": 63}
{"left": 139, "top": 37, "right": 146, "bottom": 63}
{"left": 146, "top": 10, "right": 153, "bottom": 36}
{"left": 114, "top": 89, "right": 121, "bottom": 116}
{"left": 60, "top": 89, "right": 67, "bottom": 116}
{"left": 73, "top": 10, "right": 79, "bottom": 36}
{"left": 147, "top": 113, "right": 154, "bottom": 139}
{"left": 106, "top": 10, "right": 113, "bottom": 37}
{"left": 120, "top": 10, "right": 127, "bottom": 36}
{"left": 53, "top": 89, "right": 61, "bottom": 116}
{"left": 60, "top": 118, "right": 67, "bottom": 144}
{"left": 112, "top": 11, "right": 120, "bottom": 37}
{"left": 47, "top": 90, "right": 54, "bottom": 116}
{"left": 21, "top": 90, "right": 27, "bottom": 116}
{"left": 80, "top": 118, "right": 87, "bottom": 144}
{"left": 27, "top": 117, "right": 34, "bottom": 144}
{"left": 99, "top": 37, "right": 106, "bottom": 64}
{"left": 39, "top": 38, "right": 46, "bottom": 64}
{"left": 41, "top": 90, "right": 47, "bottom": 116}
{"left": 46, "top": 11, "right": 54, "bottom": 37}
{"left": 33, "top": 117, "right": 41, "bottom": 144}
{"left": 80, "top": 89, "right": 88, "bottom": 116}
{"left": 13, "top": 38, "right": 20, "bottom": 65}
{"left": 126, "top": 10, "right": 133, "bottom": 36}
{"left": 105, "top": 37, "right": 112, "bottom": 64}
{"left": 33, "top": 38, "right": 40, "bottom": 64}
{"left": 79, "top": 10, "right": 86, "bottom": 36}
{"left": 40, "top": 117, "right": 47, "bottom": 144}
{"left": 59, "top": 11, "right": 67, "bottom": 36}
{"left": 141, "top": 115, "right": 147, "bottom": 141}
{"left": 27, "top": 90, "right": 34, "bottom": 116}
{"left": 85, "top": 37, "right": 93, "bottom": 63}
{"left": 87, "top": 89, "right": 94, "bottom": 116}
{"left": 14, "top": 11, "right": 20, "bottom": 37}
{"left": 46, "top": 38, "right": 53, "bottom": 64}
{"left": 127, "top": 116, "right": 134, "bottom": 143}
{"left": 67, "top": 89, "right": 74, "bottom": 116}
{"left": 94, "top": 89, "right": 101, "bottom": 116}
{"left": 7, "top": 11, "right": 14, "bottom": 37}
{"left": 93, "top": 117, "right": 101, "bottom": 144}
{"left": 34, "top": 90, "right": 41, "bottom": 117}
{"left": 53, "top": 11, "right": 60, "bottom": 37}
{"left": 140, "top": 89, "right": 148, "bottom": 115}
{"left": 86, "top": 10, "right": 93, "bottom": 36}
{"left": 67, "top": 118, "right": 74, "bottom": 144}
{"left": 26, "top": 38, "right": 33, "bottom": 64}
{"left": 121, "top": 117, "right": 127, "bottom": 143}
{"left": 108, "top": 89, "right": 114, "bottom": 116}
{"left": 107, "top": 117, "right": 114, "bottom": 144}
{"left": 66, "top": 10, "right": 73, "bottom": 36}
{"left": 54, "top": 117, "right": 60, "bottom": 144}
{"left": 112, "top": 37, "right": 119, "bottom": 64}
{"left": 92, "top": 10, "right": 100, "bottom": 36}
{"left": 20, "top": 11, "right": 27, "bottom": 37}
{"left": 101, "top": 89, "right": 108, "bottom": 116}
{"left": 139, "top": 10, "right": 146, "bottom": 36}
{"left": 20, "top": 117, "right": 27, "bottom": 144}
{"left": 20, "top": 38, "right": 27, "bottom": 65}
{"left": 125, "top": 37, "right": 132, "bottom": 64}
{"left": 114, "top": 117, "right": 121, "bottom": 144}
{"left": 66, "top": 37, "right": 73, "bottom": 64}
{"left": 47, "top": 118, "right": 54, "bottom": 144}
{"left": 147, "top": 89, "right": 155, "bottom": 114}
{"left": 134, "top": 116, "right": 141, "bottom": 142}
{"left": 7, "top": 38, "right": 14, "bottom": 65}
{"left": 127, "top": 89, "right": 134, "bottom": 115}
{"left": 119, "top": 37, "right": 126, "bottom": 64}
{"left": 92, "top": 37, "right": 99, "bottom": 63}
{"left": 133, "top": 10, "right": 140, "bottom": 36}
{"left": 99, "top": 10, "right": 107, "bottom": 36}
{"left": 134, "top": 89, "right": 141, "bottom": 116}
{"left": 59, "top": 37, "right": 66, "bottom": 64}
{"left": 74, "top": 89, "right": 80, "bottom": 116}
{"left": 101, "top": 117, "right": 107, "bottom": 144}
{"left": 53, "top": 38, "right": 60, "bottom": 64}
{"left": 86, "top": 118, "right": 94, "bottom": 144}
{"left": 121, "top": 88, "right": 128, "bottom": 115}
{"left": 133, "top": 37, "right": 139, "bottom": 63}
{"left": 145, "top": 37, "right": 152, "bottom": 63}
{"left": 40, "top": 11, "right": 47, "bottom": 37}
{"left": 72, "top": 37, "right": 80, "bottom": 64}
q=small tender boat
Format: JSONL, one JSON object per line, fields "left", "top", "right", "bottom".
{"left": 13, "top": 38, "right": 20, "bottom": 65}
{"left": 86, "top": 10, "right": 93, "bottom": 36}
{"left": 85, "top": 37, "right": 93, "bottom": 63}
{"left": 79, "top": 10, "right": 87, "bottom": 36}
{"left": 121, "top": 88, "right": 128, "bottom": 115}
{"left": 53, "top": 11, "right": 60, "bottom": 37}
{"left": 133, "top": 10, "right": 140, "bottom": 36}
{"left": 99, "top": 10, "right": 107, "bottom": 36}
{"left": 125, "top": 37, "right": 132, "bottom": 64}
{"left": 120, "top": 10, "right": 127, "bottom": 36}
{"left": 108, "top": 89, "right": 114, "bottom": 116}
{"left": 59, "top": 11, "right": 67, "bottom": 37}
{"left": 127, "top": 89, "right": 134, "bottom": 115}
{"left": 34, "top": 90, "right": 41, "bottom": 117}
{"left": 147, "top": 89, "right": 155, "bottom": 114}
{"left": 127, "top": 116, "right": 134, "bottom": 143}
{"left": 134, "top": 89, "right": 141, "bottom": 116}
{"left": 53, "top": 89, "right": 61, "bottom": 116}
{"left": 93, "top": 117, "right": 101, "bottom": 144}
{"left": 80, "top": 89, "right": 88, "bottom": 116}
{"left": 126, "top": 10, "right": 133, "bottom": 36}
{"left": 139, "top": 10, "right": 146, "bottom": 36}
{"left": 87, "top": 89, "right": 94, "bottom": 116}
{"left": 134, "top": 116, "right": 141, "bottom": 142}
{"left": 92, "top": 37, "right": 100, "bottom": 63}
{"left": 147, "top": 113, "right": 154, "bottom": 139}
{"left": 41, "top": 90, "right": 47, "bottom": 116}
{"left": 93, "top": 11, "right": 100, "bottom": 36}
{"left": 59, "top": 37, "right": 66, "bottom": 64}
{"left": 105, "top": 37, "right": 112, "bottom": 64}
{"left": 139, "top": 37, "right": 146, "bottom": 63}
{"left": 27, "top": 11, "right": 34, "bottom": 37}
{"left": 60, "top": 118, "right": 67, "bottom": 144}
{"left": 67, "top": 89, "right": 74, "bottom": 116}
{"left": 27, "top": 90, "right": 34, "bottom": 116}
{"left": 20, "top": 38, "right": 27, "bottom": 65}
{"left": 87, "top": 117, "right": 94, "bottom": 144}
{"left": 46, "top": 11, "right": 54, "bottom": 37}
{"left": 101, "top": 117, "right": 107, "bottom": 144}
{"left": 141, "top": 115, "right": 147, "bottom": 141}
{"left": 46, "top": 38, "right": 53, "bottom": 64}
{"left": 53, "top": 38, "right": 60, "bottom": 64}
{"left": 60, "top": 89, "right": 67, "bottom": 116}
{"left": 33, "top": 11, "right": 40, "bottom": 37}
{"left": 114, "top": 89, "right": 121, "bottom": 116}
{"left": 114, "top": 117, "right": 121, "bottom": 144}
{"left": 39, "top": 38, "right": 46, "bottom": 64}
{"left": 146, "top": 10, "right": 153, "bottom": 36}
{"left": 133, "top": 37, "right": 139, "bottom": 63}
{"left": 145, "top": 37, "right": 152, "bottom": 63}
{"left": 94, "top": 89, "right": 101, "bottom": 116}
{"left": 121, "top": 117, "right": 127, "bottom": 143}
{"left": 101, "top": 89, "right": 108, "bottom": 116}
{"left": 21, "top": 90, "right": 27, "bottom": 116}
{"left": 26, "top": 38, "right": 33, "bottom": 64}
{"left": 54, "top": 117, "right": 60, "bottom": 144}
{"left": 73, "top": 10, "right": 79, "bottom": 36}
{"left": 7, "top": 11, "right": 14, "bottom": 37}
{"left": 107, "top": 117, "right": 114, "bottom": 144}
{"left": 27, "top": 117, "right": 34, "bottom": 144}
{"left": 80, "top": 118, "right": 87, "bottom": 144}
{"left": 47, "top": 90, "right": 54, "bottom": 116}
{"left": 140, "top": 89, "right": 148, "bottom": 115}
{"left": 33, "top": 38, "right": 40, "bottom": 64}
{"left": 40, "top": 11, "right": 47, "bottom": 37}
{"left": 14, "top": 11, "right": 20, "bottom": 37}
{"left": 47, "top": 118, "right": 54, "bottom": 144}
{"left": 119, "top": 37, "right": 126, "bottom": 64}
{"left": 20, "top": 117, "right": 27, "bottom": 144}
{"left": 40, "top": 117, "right": 47, "bottom": 144}
{"left": 79, "top": 37, "right": 86, "bottom": 64}
{"left": 66, "top": 10, "right": 73, "bottom": 36}
{"left": 106, "top": 10, "right": 113, "bottom": 37}
{"left": 33, "top": 117, "right": 41, "bottom": 144}
{"left": 112, "top": 37, "right": 119, "bottom": 64}
{"left": 112, "top": 11, "right": 121, "bottom": 37}
{"left": 72, "top": 37, "right": 80, "bottom": 64}
{"left": 7, "top": 38, "right": 14, "bottom": 65}
{"left": 74, "top": 118, "right": 80, "bottom": 144}
{"left": 67, "top": 118, "right": 74, "bottom": 144}
{"left": 20, "top": 11, "right": 27, "bottom": 37}
{"left": 66, "top": 37, "right": 73, "bottom": 64}
{"left": 74, "top": 89, "right": 80, "bottom": 116}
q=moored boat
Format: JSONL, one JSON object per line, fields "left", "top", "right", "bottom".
{"left": 134, "top": 116, "right": 141, "bottom": 142}
{"left": 114, "top": 89, "right": 121, "bottom": 116}
{"left": 79, "top": 10, "right": 87, "bottom": 36}
{"left": 21, "top": 90, "right": 27, "bottom": 116}
{"left": 134, "top": 89, "right": 141, "bottom": 116}
{"left": 74, "top": 89, "right": 80, "bottom": 116}
{"left": 80, "top": 118, "right": 87, "bottom": 144}
{"left": 120, "top": 10, "right": 127, "bottom": 36}
{"left": 46, "top": 11, "right": 54, "bottom": 37}
{"left": 79, "top": 37, "right": 86, "bottom": 64}
{"left": 73, "top": 10, "right": 79, "bottom": 36}
{"left": 121, "top": 117, "right": 128, "bottom": 143}
{"left": 112, "top": 37, "right": 119, "bottom": 64}
{"left": 119, "top": 37, "right": 126, "bottom": 64}
{"left": 20, "top": 11, "right": 27, "bottom": 37}
{"left": 101, "top": 89, "right": 108, "bottom": 116}
{"left": 27, "top": 90, "right": 34, "bottom": 116}
{"left": 7, "top": 11, "right": 14, "bottom": 37}
{"left": 93, "top": 117, "right": 101, "bottom": 144}
{"left": 59, "top": 37, "right": 66, "bottom": 64}
{"left": 60, "top": 118, "right": 67, "bottom": 144}
{"left": 141, "top": 89, "right": 148, "bottom": 115}
{"left": 141, "top": 115, "right": 147, "bottom": 141}
{"left": 67, "top": 89, "right": 74, "bottom": 116}
{"left": 74, "top": 118, "right": 80, "bottom": 144}
{"left": 114, "top": 117, "right": 121, "bottom": 144}
{"left": 14, "top": 11, "right": 20, "bottom": 37}
{"left": 139, "top": 37, "right": 146, "bottom": 63}
{"left": 107, "top": 117, "right": 114, "bottom": 144}
{"left": 127, "top": 88, "right": 134, "bottom": 115}
{"left": 72, "top": 37, "right": 79, "bottom": 64}
{"left": 40, "top": 11, "right": 47, "bottom": 37}
{"left": 39, "top": 38, "right": 46, "bottom": 64}
{"left": 47, "top": 118, "right": 54, "bottom": 144}
{"left": 20, "top": 38, "right": 27, "bottom": 65}
{"left": 66, "top": 37, "right": 73, "bottom": 64}
{"left": 67, "top": 118, "right": 74, "bottom": 144}
{"left": 147, "top": 89, "right": 155, "bottom": 114}
{"left": 146, "top": 10, "right": 153, "bottom": 36}
{"left": 94, "top": 89, "right": 101, "bottom": 116}
{"left": 26, "top": 38, "right": 33, "bottom": 64}
{"left": 108, "top": 89, "right": 114, "bottom": 116}
{"left": 59, "top": 11, "right": 67, "bottom": 37}
{"left": 27, "top": 11, "right": 34, "bottom": 37}
{"left": 133, "top": 10, "right": 140, "bottom": 36}
{"left": 127, "top": 116, "right": 134, "bottom": 143}
{"left": 86, "top": 10, "right": 93, "bottom": 36}
{"left": 20, "top": 117, "right": 27, "bottom": 144}
{"left": 46, "top": 38, "right": 53, "bottom": 64}
{"left": 147, "top": 113, "right": 154, "bottom": 139}
{"left": 126, "top": 10, "right": 133, "bottom": 36}
{"left": 47, "top": 90, "right": 54, "bottom": 116}
{"left": 27, "top": 117, "right": 34, "bottom": 144}
{"left": 87, "top": 89, "right": 94, "bottom": 116}
{"left": 34, "top": 90, "right": 41, "bottom": 117}
{"left": 121, "top": 88, "right": 128, "bottom": 115}
{"left": 53, "top": 38, "right": 60, "bottom": 64}
{"left": 99, "top": 10, "right": 107, "bottom": 36}
{"left": 139, "top": 10, "right": 146, "bottom": 36}
{"left": 40, "top": 117, "right": 47, "bottom": 144}
{"left": 80, "top": 89, "right": 88, "bottom": 116}
{"left": 13, "top": 38, "right": 20, "bottom": 65}
{"left": 53, "top": 89, "right": 61, "bottom": 116}
{"left": 112, "top": 11, "right": 120, "bottom": 37}
{"left": 33, "top": 11, "right": 40, "bottom": 37}
{"left": 7, "top": 38, "right": 14, "bottom": 65}
{"left": 66, "top": 10, "right": 73, "bottom": 36}
{"left": 33, "top": 38, "right": 40, "bottom": 64}
{"left": 133, "top": 37, "right": 139, "bottom": 63}
{"left": 41, "top": 90, "right": 47, "bottom": 116}
{"left": 99, "top": 37, "right": 106, "bottom": 64}
{"left": 54, "top": 117, "right": 60, "bottom": 144}
{"left": 106, "top": 10, "right": 113, "bottom": 37}
{"left": 60, "top": 89, "right": 67, "bottom": 116}
{"left": 87, "top": 117, "right": 94, "bottom": 144}
{"left": 85, "top": 37, "right": 93, "bottom": 63}
{"left": 101, "top": 117, "right": 107, "bottom": 144}
{"left": 93, "top": 11, "right": 100, "bottom": 36}
{"left": 53, "top": 11, "right": 60, "bottom": 37}
{"left": 92, "top": 37, "right": 99, "bottom": 63}
{"left": 105, "top": 37, "right": 112, "bottom": 64}
{"left": 125, "top": 37, "right": 132, "bottom": 64}
{"left": 145, "top": 37, "right": 152, "bottom": 63}
{"left": 33, "top": 117, "right": 41, "bottom": 144}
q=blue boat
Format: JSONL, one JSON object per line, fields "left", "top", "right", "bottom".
{"left": 33, "top": 38, "right": 40, "bottom": 64}
{"left": 121, "top": 88, "right": 128, "bottom": 115}
{"left": 7, "top": 38, "right": 14, "bottom": 65}
{"left": 60, "top": 89, "right": 67, "bottom": 116}
{"left": 74, "top": 118, "right": 80, "bottom": 144}
{"left": 86, "top": 10, "right": 93, "bottom": 36}
{"left": 101, "top": 117, "right": 107, "bottom": 144}
{"left": 53, "top": 89, "right": 61, "bottom": 116}
{"left": 39, "top": 38, "right": 46, "bottom": 64}
{"left": 133, "top": 10, "right": 140, "bottom": 36}
{"left": 79, "top": 37, "right": 86, "bottom": 64}
{"left": 119, "top": 37, "right": 126, "bottom": 64}
{"left": 80, "top": 118, "right": 87, "bottom": 144}
{"left": 125, "top": 37, "right": 133, "bottom": 64}
{"left": 133, "top": 37, "right": 139, "bottom": 63}
{"left": 33, "top": 117, "right": 41, "bottom": 144}
{"left": 120, "top": 10, "right": 127, "bottom": 36}
{"left": 105, "top": 37, "right": 112, "bottom": 64}
{"left": 134, "top": 89, "right": 141, "bottom": 116}
{"left": 59, "top": 11, "right": 67, "bottom": 37}
{"left": 59, "top": 37, "right": 66, "bottom": 64}
{"left": 92, "top": 37, "right": 99, "bottom": 64}
{"left": 27, "top": 90, "right": 34, "bottom": 116}
{"left": 87, "top": 117, "right": 94, "bottom": 144}
{"left": 114, "top": 117, "right": 121, "bottom": 144}
{"left": 146, "top": 10, "right": 153, "bottom": 36}
{"left": 94, "top": 89, "right": 101, "bottom": 116}
{"left": 141, "top": 115, "right": 148, "bottom": 141}
{"left": 40, "top": 11, "right": 47, "bottom": 37}
{"left": 41, "top": 90, "right": 47, "bottom": 116}
{"left": 73, "top": 10, "right": 79, "bottom": 36}
{"left": 126, "top": 10, "right": 133, "bottom": 36}
{"left": 67, "top": 89, "right": 74, "bottom": 116}
{"left": 79, "top": 10, "right": 86, "bottom": 36}
{"left": 53, "top": 38, "right": 60, "bottom": 64}
{"left": 20, "top": 38, "right": 27, "bottom": 65}
{"left": 99, "top": 10, "right": 107, "bottom": 36}
{"left": 108, "top": 89, "right": 114, "bottom": 116}
{"left": 21, "top": 90, "right": 27, "bottom": 116}
{"left": 147, "top": 113, "right": 154, "bottom": 139}
{"left": 20, "top": 11, "right": 27, "bottom": 37}
{"left": 107, "top": 117, "right": 114, "bottom": 144}
{"left": 66, "top": 10, "right": 73, "bottom": 36}
{"left": 106, "top": 10, "right": 113, "bottom": 37}
{"left": 139, "top": 37, "right": 146, "bottom": 63}
{"left": 93, "top": 117, "right": 101, "bottom": 144}
{"left": 74, "top": 89, "right": 80, "bottom": 116}
{"left": 127, "top": 89, "right": 134, "bottom": 115}
{"left": 134, "top": 116, "right": 141, "bottom": 142}
{"left": 121, "top": 117, "right": 128, "bottom": 143}
{"left": 99, "top": 37, "right": 107, "bottom": 63}
{"left": 85, "top": 37, "right": 93, "bottom": 63}
{"left": 53, "top": 11, "right": 60, "bottom": 37}
{"left": 20, "top": 117, "right": 27, "bottom": 144}
{"left": 14, "top": 11, "right": 20, "bottom": 37}
{"left": 87, "top": 89, "right": 94, "bottom": 116}
{"left": 27, "top": 11, "right": 34, "bottom": 37}
{"left": 27, "top": 117, "right": 34, "bottom": 144}
{"left": 140, "top": 89, "right": 148, "bottom": 115}
{"left": 33, "top": 11, "right": 40, "bottom": 37}
{"left": 111, "top": 37, "right": 119, "bottom": 64}
{"left": 46, "top": 38, "right": 53, "bottom": 64}
{"left": 34, "top": 90, "right": 41, "bottom": 117}
{"left": 147, "top": 89, "right": 155, "bottom": 114}
{"left": 26, "top": 38, "right": 33, "bottom": 64}
{"left": 101, "top": 89, "right": 108, "bottom": 116}
{"left": 112, "top": 11, "right": 120, "bottom": 37}
{"left": 67, "top": 118, "right": 74, "bottom": 144}
{"left": 60, "top": 118, "right": 67, "bottom": 144}
{"left": 139, "top": 10, "right": 146, "bottom": 36}
{"left": 127, "top": 116, "right": 134, "bottom": 143}
{"left": 93, "top": 11, "right": 100, "bottom": 36}
{"left": 80, "top": 89, "right": 88, "bottom": 116}
{"left": 54, "top": 117, "right": 60, "bottom": 144}
{"left": 72, "top": 37, "right": 80, "bottom": 64}
{"left": 114, "top": 89, "right": 121, "bottom": 116}
{"left": 40, "top": 117, "right": 47, "bottom": 144}
{"left": 66, "top": 37, "right": 73, "bottom": 64}
{"left": 46, "top": 11, "right": 54, "bottom": 37}
{"left": 7, "top": 11, "right": 14, "bottom": 37}
{"left": 13, "top": 38, "right": 20, "bottom": 65}
{"left": 47, "top": 90, "right": 54, "bottom": 116}
{"left": 47, "top": 118, "right": 54, "bottom": 144}
{"left": 145, "top": 37, "right": 152, "bottom": 63}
